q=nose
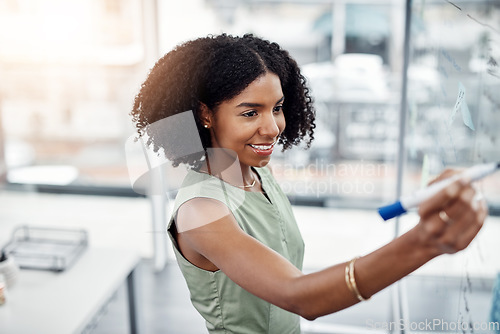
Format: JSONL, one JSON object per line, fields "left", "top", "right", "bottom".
{"left": 258, "top": 111, "right": 281, "bottom": 138}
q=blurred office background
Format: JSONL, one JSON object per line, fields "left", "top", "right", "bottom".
{"left": 0, "top": 0, "right": 406, "bottom": 204}
{"left": 1, "top": 0, "right": 499, "bottom": 333}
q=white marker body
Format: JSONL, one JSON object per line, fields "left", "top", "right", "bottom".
{"left": 400, "top": 162, "right": 497, "bottom": 211}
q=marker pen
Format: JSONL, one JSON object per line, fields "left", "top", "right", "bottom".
{"left": 378, "top": 162, "right": 500, "bottom": 221}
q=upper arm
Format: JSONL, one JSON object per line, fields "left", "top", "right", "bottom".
{"left": 175, "top": 197, "right": 303, "bottom": 310}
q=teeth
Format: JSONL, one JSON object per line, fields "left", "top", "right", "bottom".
{"left": 250, "top": 143, "right": 274, "bottom": 150}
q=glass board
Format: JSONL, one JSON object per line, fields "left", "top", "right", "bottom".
{"left": 402, "top": 1, "right": 500, "bottom": 333}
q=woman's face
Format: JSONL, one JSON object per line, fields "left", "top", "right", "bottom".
{"left": 206, "top": 72, "right": 285, "bottom": 169}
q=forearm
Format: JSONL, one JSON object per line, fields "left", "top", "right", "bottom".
{"left": 290, "top": 227, "right": 436, "bottom": 320}
{"left": 355, "top": 226, "right": 437, "bottom": 298}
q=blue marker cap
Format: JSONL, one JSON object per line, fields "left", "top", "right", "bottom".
{"left": 378, "top": 201, "right": 407, "bottom": 221}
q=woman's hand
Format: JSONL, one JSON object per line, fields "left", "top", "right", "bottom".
{"left": 415, "top": 169, "right": 488, "bottom": 256}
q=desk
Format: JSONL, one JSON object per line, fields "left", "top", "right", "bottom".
{"left": 0, "top": 247, "right": 141, "bottom": 334}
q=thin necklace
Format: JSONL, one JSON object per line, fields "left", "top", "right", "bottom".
{"left": 197, "top": 169, "right": 257, "bottom": 188}
{"left": 198, "top": 159, "right": 257, "bottom": 188}
{"left": 240, "top": 177, "right": 256, "bottom": 189}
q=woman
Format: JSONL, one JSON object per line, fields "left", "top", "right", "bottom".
{"left": 130, "top": 34, "right": 487, "bottom": 333}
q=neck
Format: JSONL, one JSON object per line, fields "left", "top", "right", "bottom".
{"left": 201, "top": 150, "right": 256, "bottom": 188}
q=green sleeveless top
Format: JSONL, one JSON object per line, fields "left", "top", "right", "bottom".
{"left": 167, "top": 166, "right": 305, "bottom": 333}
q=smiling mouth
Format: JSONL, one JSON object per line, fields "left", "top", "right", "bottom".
{"left": 249, "top": 142, "right": 276, "bottom": 150}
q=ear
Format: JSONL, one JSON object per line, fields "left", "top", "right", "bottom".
{"left": 199, "top": 103, "right": 212, "bottom": 129}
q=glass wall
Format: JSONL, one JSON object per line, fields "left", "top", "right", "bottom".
{"left": 402, "top": 1, "right": 500, "bottom": 332}
{"left": 404, "top": 0, "right": 500, "bottom": 207}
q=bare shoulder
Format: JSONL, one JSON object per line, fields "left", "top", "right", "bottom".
{"left": 176, "top": 197, "right": 233, "bottom": 233}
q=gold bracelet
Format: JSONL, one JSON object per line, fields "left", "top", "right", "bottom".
{"left": 344, "top": 257, "right": 370, "bottom": 302}
{"left": 344, "top": 258, "right": 357, "bottom": 296}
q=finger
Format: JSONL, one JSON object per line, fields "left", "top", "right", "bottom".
{"left": 418, "top": 178, "right": 468, "bottom": 219}
{"left": 471, "top": 190, "right": 486, "bottom": 211}
{"left": 442, "top": 187, "right": 476, "bottom": 222}
{"left": 421, "top": 212, "right": 448, "bottom": 238}
{"left": 438, "top": 196, "right": 487, "bottom": 253}
{"left": 426, "top": 200, "right": 473, "bottom": 243}
{"left": 475, "top": 198, "right": 489, "bottom": 224}
{"left": 428, "top": 168, "right": 463, "bottom": 185}
{"left": 437, "top": 207, "right": 476, "bottom": 252}
{"left": 453, "top": 199, "right": 488, "bottom": 251}
{"left": 478, "top": 198, "right": 488, "bottom": 224}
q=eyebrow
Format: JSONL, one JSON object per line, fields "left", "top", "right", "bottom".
{"left": 235, "top": 96, "right": 284, "bottom": 108}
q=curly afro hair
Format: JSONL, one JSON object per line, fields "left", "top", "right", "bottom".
{"left": 130, "top": 33, "right": 315, "bottom": 168}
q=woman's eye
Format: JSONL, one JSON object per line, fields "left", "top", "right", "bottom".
{"left": 274, "top": 105, "right": 283, "bottom": 113}
{"left": 242, "top": 110, "right": 258, "bottom": 117}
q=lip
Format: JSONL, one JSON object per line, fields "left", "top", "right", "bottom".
{"left": 248, "top": 142, "right": 276, "bottom": 156}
